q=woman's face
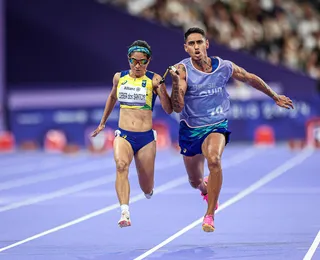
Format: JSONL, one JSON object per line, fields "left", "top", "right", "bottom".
{"left": 128, "top": 51, "right": 150, "bottom": 78}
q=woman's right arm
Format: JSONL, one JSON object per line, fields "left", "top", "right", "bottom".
{"left": 91, "top": 72, "right": 120, "bottom": 137}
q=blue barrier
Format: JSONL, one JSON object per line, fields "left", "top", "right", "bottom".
{"left": 9, "top": 98, "right": 319, "bottom": 147}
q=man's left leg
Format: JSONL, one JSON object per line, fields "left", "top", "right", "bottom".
{"left": 201, "top": 132, "right": 226, "bottom": 232}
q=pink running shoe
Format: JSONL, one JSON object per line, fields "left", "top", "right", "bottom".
{"left": 200, "top": 176, "right": 219, "bottom": 210}
{"left": 202, "top": 214, "right": 215, "bottom": 232}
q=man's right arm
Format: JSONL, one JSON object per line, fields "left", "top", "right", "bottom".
{"left": 170, "top": 64, "right": 187, "bottom": 113}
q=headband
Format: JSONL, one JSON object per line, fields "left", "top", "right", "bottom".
{"left": 128, "top": 46, "right": 151, "bottom": 57}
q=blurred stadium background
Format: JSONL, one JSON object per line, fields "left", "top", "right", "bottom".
{"left": 1, "top": 0, "right": 320, "bottom": 152}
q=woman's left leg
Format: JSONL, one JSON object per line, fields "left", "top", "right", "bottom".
{"left": 134, "top": 140, "right": 156, "bottom": 198}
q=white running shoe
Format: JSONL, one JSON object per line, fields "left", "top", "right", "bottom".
{"left": 118, "top": 211, "right": 131, "bottom": 228}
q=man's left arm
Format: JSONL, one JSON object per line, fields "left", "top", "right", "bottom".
{"left": 231, "top": 62, "right": 294, "bottom": 109}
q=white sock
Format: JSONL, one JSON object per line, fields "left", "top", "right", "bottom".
{"left": 144, "top": 190, "right": 153, "bottom": 199}
{"left": 120, "top": 204, "right": 129, "bottom": 213}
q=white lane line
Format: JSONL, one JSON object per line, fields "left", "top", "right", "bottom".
{"left": 0, "top": 156, "right": 89, "bottom": 177}
{"left": 0, "top": 176, "right": 110, "bottom": 212}
{"left": 303, "top": 230, "right": 320, "bottom": 260}
{"left": 0, "top": 177, "right": 187, "bottom": 253}
{"left": 0, "top": 158, "right": 114, "bottom": 191}
{"left": 0, "top": 148, "right": 259, "bottom": 252}
{"left": 0, "top": 154, "right": 46, "bottom": 167}
{"left": 0, "top": 156, "right": 182, "bottom": 212}
{"left": 133, "top": 148, "right": 314, "bottom": 260}
{"left": 222, "top": 148, "right": 258, "bottom": 168}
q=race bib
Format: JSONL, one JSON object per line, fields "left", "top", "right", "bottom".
{"left": 118, "top": 85, "right": 147, "bottom": 106}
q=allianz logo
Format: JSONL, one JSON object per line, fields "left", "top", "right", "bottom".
{"left": 124, "top": 86, "right": 136, "bottom": 91}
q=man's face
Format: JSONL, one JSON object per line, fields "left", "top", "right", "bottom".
{"left": 184, "top": 33, "right": 209, "bottom": 61}
{"left": 128, "top": 52, "right": 150, "bottom": 78}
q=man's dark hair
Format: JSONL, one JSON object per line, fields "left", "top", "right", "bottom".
{"left": 184, "top": 27, "right": 206, "bottom": 42}
{"left": 128, "top": 40, "right": 152, "bottom": 58}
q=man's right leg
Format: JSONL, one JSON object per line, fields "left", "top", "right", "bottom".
{"left": 113, "top": 136, "right": 134, "bottom": 227}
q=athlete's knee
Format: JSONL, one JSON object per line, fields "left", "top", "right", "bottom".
{"left": 207, "top": 154, "right": 222, "bottom": 171}
{"left": 188, "top": 177, "right": 202, "bottom": 189}
{"left": 115, "top": 159, "right": 129, "bottom": 174}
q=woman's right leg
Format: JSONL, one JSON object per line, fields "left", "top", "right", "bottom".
{"left": 113, "top": 136, "right": 134, "bottom": 227}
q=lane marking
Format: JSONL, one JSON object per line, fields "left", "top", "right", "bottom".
{"left": 0, "top": 148, "right": 258, "bottom": 252}
{"left": 303, "top": 230, "right": 320, "bottom": 260}
{"left": 133, "top": 148, "right": 314, "bottom": 260}
{"left": 0, "top": 157, "right": 182, "bottom": 212}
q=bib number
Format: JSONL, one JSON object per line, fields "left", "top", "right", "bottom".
{"left": 118, "top": 85, "right": 147, "bottom": 105}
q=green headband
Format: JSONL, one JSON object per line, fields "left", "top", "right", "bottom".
{"left": 128, "top": 46, "right": 151, "bottom": 57}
